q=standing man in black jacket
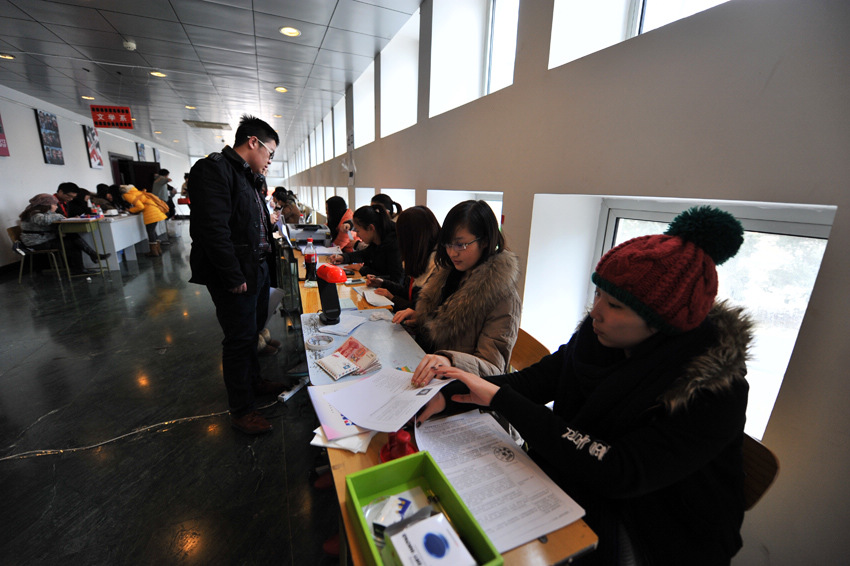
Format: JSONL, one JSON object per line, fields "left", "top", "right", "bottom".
{"left": 188, "top": 115, "right": 286, "bottom": 434}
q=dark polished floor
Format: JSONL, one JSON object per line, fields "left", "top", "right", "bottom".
{"left": 0, "top": 223, "right": 342, "bottom": 565}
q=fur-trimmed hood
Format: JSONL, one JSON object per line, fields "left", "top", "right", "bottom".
{"left": 662, "top": 300, "right": 753, "bottom": 413}
{"left": 416, "top": 250, "right": 521, "bottom": 358}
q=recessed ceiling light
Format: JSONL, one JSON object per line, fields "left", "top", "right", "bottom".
{"left": 279, "top": 26, "right": 301, "bottom": 37}
{"left": 0, "top": 53, "right": 15, "bottom": 60}
{"left": 273, "top": 114, "right": 282, "bottom": 118}
{"left": 172, "top": 139, "right": 179, "bottom": 143}
{"left": 81, "top": 95, "right": 95, "bottom": 100}
{"left": 150, "top": 71, "right": 167, "bottom": 77}
{"left": 185, "top": 105, "right": 196, "bottom": 109}
{"left": 154, "top": 131, "right": 162, "bottom": 134}
{"left": 275, "top": 86, "right": 288, "bottom": 93}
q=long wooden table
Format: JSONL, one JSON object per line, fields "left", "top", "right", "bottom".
{"left": 295, "top": 251, "right": 598, "bottom": 565}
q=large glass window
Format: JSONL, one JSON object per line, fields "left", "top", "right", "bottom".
{"left": 426, "top": 189, "right": 503, "bottom": 227}
{"left": 333, "top": 97, "right": 347, "bottom": 158}
{"left": 523, "top": 196, "right": 833, "bottom": 441}
{"left": 430, "top": 0, "right": 520, "bottom": 117}
{"left": 378, "top": 189, "right": 416, "bottom": 214}
{"left": 488, "top": 0, "right": 520, "bottom": 93}
{"left": 323, "top": 110, "right": 334, "bottom": 161}
{"left": 549, "top": 0, "right": 732, "bottom": 69}
{"left": 642, "top": 0, "right": 731, "bottom": 33}
{"left": 314, "top": 123, "right": 324, "bottom": 165}
{"left": 355, "top": 187, "right": 375, "bottom": 210}
{"left": 381, "top": 10, "right": 420, "bottom": 137}
{"left": 353, "top": 62, "right": 376, "bottom": 148}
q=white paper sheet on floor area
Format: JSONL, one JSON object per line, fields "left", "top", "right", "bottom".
{"left": 415, "top": 411, "right": 586, "bottom": 554}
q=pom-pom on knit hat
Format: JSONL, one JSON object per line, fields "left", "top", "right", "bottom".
{"left": 591, "top": 206, "right": 744, "bottom": 334}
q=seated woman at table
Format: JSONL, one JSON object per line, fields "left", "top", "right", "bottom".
{"left": 122, "top": 185, "right": 170, "bottom": 257}
{"left": 328, "top": 204, "right": 404, "bottom": 285}
{"left": 18, "top": 193, "right": 108, "bottom": 273}
{"left": 393, "top": 200, "right": 521, "bottom": 378}
{"left": 325, "top": 196, "right": 362, "bottom": 253}
{"left": 66, "top": 188, "right": 94, "bottom": 217}
{"left": 415, "top": 206, "right": 752, "bottom": 566}
{"left": 371, "top": 193, "right": 403, "bottom": 221}
{"left": 93, "top": 184, "right": 117, "bottom": 212}
{"left": 367, "top": 205, "right": 440, "bottom": 312}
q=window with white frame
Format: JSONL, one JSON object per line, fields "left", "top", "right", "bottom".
{"left": 378, "top": 189, "right": 416, "bottom": 214}
{"left": 314, "top": 123, "right": 324, "bottom": 165}
{"left": 323, "top": 111, "right": 334, "bottom": 161}
{"left": 548, "top": 0, "right": 731, "bottom": 70}
{"left": 426, "top": 189, "right": 503, "bottom": 227}
{"left": 353, "top": 62, "right": 376, "bottom": 148}
{"left": 355, "top": 187, "right": 375, "bottom": 210}
{"left": 333, "top": 97, "right": 347, "bottom": 158}
{"left": 381, "top": 10, "right": 420, "bottom": 137}
{"left": 430, "top": 0, "right": 521, "bottom": 118}
{"left": 523, "top": 195, "right": 834, "bottom": 441}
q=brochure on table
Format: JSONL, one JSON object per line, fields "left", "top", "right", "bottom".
{"left": 416, "top": 411, "right": 586, "bottom": 554}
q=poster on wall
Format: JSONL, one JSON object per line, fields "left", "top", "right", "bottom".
{"left": 35, "top": 109, "right": 64, "bottom": 165}
{"left": 153, "top": 147, "right": 161, "bottom": 164}
{"left": 83, "top": 125, "right": 103, "bottom": 169}
{"left": 0, "top": 113, "right": 9, "bottom": 157}
{"left": 136, "top": 142, "right": 145, "bottom": 161}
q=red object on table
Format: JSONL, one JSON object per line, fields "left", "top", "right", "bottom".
{"left": 380, "top": 430, "right": 416, "bottom": 463}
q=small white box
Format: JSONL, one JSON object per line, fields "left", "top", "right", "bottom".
{"left": 386, "top": 513, "right": 476, "bottom": 566}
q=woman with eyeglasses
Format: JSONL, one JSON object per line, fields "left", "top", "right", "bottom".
{"left": 393, "top": 200, "right": 521, "bottom": 380}
{"left": 328, "top": 204, "right": 404, "bottom": 284}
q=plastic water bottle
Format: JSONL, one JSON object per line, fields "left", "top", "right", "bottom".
{"left": 304, "top": 238, "right": 317, "bottom": 281}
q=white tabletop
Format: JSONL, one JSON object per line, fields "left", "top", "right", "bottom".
{"left": 301, "top": 310, "right": 425, "bottom": 386}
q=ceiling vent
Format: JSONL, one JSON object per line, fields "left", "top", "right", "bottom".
{"left": 183, "top": 120, "right": 232, "bottom": 130}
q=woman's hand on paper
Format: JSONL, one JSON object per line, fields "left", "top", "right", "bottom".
{"left": 374, "top": 288, "right": 393, "bottom": 300}
{"left": 365, "top": 274, "right": 383, "bottom": 288}
{"left": 392, "top": 308, "right": 417, "bottom": 326}
{"left": 411, "top": 354, "right": 451, "bottom": 387}
{"left": 434, "top": 366, "right": 499, "bottom": 408}
{"left": 416, "top": 393, "right": 446, "bottom": 427}
{"left": 328, "top": 254, "right": 343, "bottom": 265}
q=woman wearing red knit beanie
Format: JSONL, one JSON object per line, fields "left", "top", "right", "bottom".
{"left": 416, "top": 206, "right": 752, "bottom": 566}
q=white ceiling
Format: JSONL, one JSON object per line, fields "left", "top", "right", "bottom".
{"left": 0, "top": 0, "right": 421, "bottom": 159}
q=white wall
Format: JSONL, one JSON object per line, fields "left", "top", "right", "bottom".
{"left": 290, "top": 0, "right": 850, "bottom": 561}
{"left": 0, "top": 84, "right": 191, "bottom": 268}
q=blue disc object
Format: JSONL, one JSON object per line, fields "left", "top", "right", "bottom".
{"left": 423, "top": 533, "right": 449, "bottom": 558}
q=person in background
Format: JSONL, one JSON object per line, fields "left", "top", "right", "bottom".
{"left": 325, "top": 196, "right": 362, "bottom": 253}
{"left": 66, "top": 188, "right": 93, "bottom": 218}
{"left": 416, "top": 206, "right": 751, "bottom": 566}
{"left": 368, "top": 205, "right": 440, "bottom": 312}
{"left": 122, "top": 185, "right": 169, "bottom": 256}
{"left": 152, "top": 169, "right": 171, "bottom": 202}
{"left": 393, "top": 200, "right": 521, "bottom": 378}
{"left": 371, "top": 193, "right": 402, "bottom": 221}
{"left": 328, "top": 204, "right": 404, "bottom": 285}
{"left": 188, "top": 114, "right": 289, "bottom": 435}
{"left": 107, "top": 184, "right": 129, "bottom": 211}
{"left": 181, "top": 173, "right": 189, "bottom": 197}
{"left": 18, "top": 193, "right": 108, "bottom": 273}
{"left": 53, "top": 182, "right": 79, "bottom": 217}
{"left": 272, "top": 188, "right": 301, "bottom": 225}
{"left": 94, "top": 184, "right": 117, "bottom": 211}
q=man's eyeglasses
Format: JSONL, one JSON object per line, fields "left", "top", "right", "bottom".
{"left": 256, "top": 137, "right": 275, "bottom": 159}
{"left": 443, "top": 238, "right": 480, "bottom": 252}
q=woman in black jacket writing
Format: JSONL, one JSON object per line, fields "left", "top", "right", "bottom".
{"left": 416, "top": 206, "right": 752, "bottom": 566}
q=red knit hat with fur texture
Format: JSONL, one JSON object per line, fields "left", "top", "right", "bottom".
{"left": 591, "top": 206, "right": 744, "bottom": 334}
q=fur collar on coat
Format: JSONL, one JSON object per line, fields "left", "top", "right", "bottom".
{"left": 662, "top": 300, "right": 753, "bottom": 413}
{"left": 416, "top": 250, "right": 520, "bottom": 349}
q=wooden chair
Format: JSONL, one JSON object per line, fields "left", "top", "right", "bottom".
{"left": 509, "top": 328, "right": 551, "bottom": 372}
{"left": 6, "top": 226, "right": 63, "bottom": 284}
{"left": 742, "top": 433, "right": 779, "bottom": 510}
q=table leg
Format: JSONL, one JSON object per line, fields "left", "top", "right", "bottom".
{"left": 57, "top": 227, "right": 73, "bottom": 282}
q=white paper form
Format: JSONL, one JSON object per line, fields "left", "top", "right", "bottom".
{"left": 415, "top": 411, "right": 586, "bottom": 554}
{"left": 320, "top": 312, "right": 369, "bottom": 336}
{"left": 310, "top": 426, "right": 377, "bottom": 453}
{"left": 323, "top": 368, "right": 454, "bottom": 432}
{"left": 307, "top": 379, "right": 370, "bottom": 440}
